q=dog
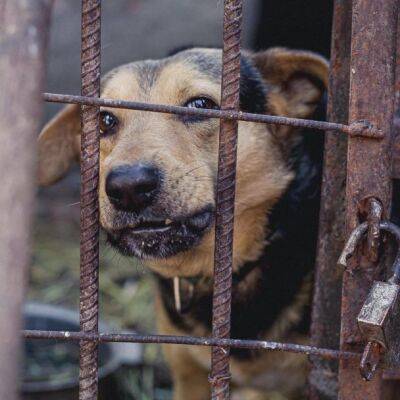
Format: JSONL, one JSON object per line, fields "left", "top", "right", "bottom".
{"left": 38, "top": 47, "right": 328, "bottom": 399}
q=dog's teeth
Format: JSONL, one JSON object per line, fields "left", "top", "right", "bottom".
{"left": 165, "top": 218, "right": 172, "bottom": 225}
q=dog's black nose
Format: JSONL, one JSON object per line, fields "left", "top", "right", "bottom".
{"left": 106, "top": 164, "right": 160, "bottom": 212}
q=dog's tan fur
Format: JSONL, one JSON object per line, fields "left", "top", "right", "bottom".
{"left": 38, "top": 47, "right": 328, "bottom": 399}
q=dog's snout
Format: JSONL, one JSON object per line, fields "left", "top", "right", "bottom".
{"left": 105, "top": 164, "right": 160, "bottom": 212}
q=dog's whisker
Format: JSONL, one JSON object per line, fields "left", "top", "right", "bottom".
{"left": 65, "top": 201, "right": 81, "bottom": 207}
{"left": 175, "top": 163, "right": 209, "bottom": 181}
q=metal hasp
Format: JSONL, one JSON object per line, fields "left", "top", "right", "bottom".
{"left": 79, "top": 1, "right": 101, "bottom": 399}
{"left": 0, "top": 1, "right": 52, "bottom": 399}
{"left": 338, "top": 0, "right": 398, "bottom": 398}
{"left": 360, "top": 341, "right": 383, "bottom": 382}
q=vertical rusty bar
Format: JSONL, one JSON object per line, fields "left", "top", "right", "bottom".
{"left": 338, "top": 0, "right": 398, "bottom": 399}
{"left": 309, "top": 1, "right": 352, "bottom": 399}
{"left": 0, "top": 1, "right": 52, "bottom": 399}
{"left": 79, "top": 1, "right": 101, "bottom": 399}
{"left": 391, "top": 9, "right": 400, "bottom": 179}
{"left": 210, "top": 1, "right": 242, "bottom": 399}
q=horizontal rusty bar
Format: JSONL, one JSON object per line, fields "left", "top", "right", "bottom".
{"left": 42, "top": 92, "right": 383, "bottom": 138}
{"left": 23, "top": 330, "right": 361, "bottom": 361}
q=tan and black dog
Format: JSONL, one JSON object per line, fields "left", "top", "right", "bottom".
{"left": 38, "top": 47, "right": 328, "bottom": 400}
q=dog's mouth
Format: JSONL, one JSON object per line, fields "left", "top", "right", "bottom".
{"left": 127, "top": 212, "right": 210, "bottom": 233}
{"left": 129, "top": 218, "right": 175, "bottom": 234}
{"left": 106, "top": 207, "right": 214, "bottom": 259}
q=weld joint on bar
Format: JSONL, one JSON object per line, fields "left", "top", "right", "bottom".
{"left": 344, "top": 120, "right": 383, "bottom": 139}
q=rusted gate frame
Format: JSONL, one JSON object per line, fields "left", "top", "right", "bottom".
{"left": 309, "top": 0, "right": 352, "bottom": 398}
{"left": 0, "top": 1, "right": 52, "bottom": 400}
{"left": 13, "top": 0, "right": 399, "bottom": 400}
{"left": 338, "top": 0, "right": 399, "bottom": 400}
{"left": 311, "top": 1, "right": 400, "bottom": 400}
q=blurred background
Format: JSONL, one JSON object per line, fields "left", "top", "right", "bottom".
{"left": 27, "top": 1, "right": 332, "bottom": 399}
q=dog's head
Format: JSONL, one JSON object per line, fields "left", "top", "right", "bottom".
{"left": 38, "top": 47, "right": 328, "bottom": 277}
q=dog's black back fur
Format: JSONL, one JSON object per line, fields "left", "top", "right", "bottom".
{"left": 157, "top": 124, "right": 324, "bottom": 360}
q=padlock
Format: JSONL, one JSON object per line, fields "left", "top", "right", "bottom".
{"left": 357, "top": 273, "right": 400, "bottom": 380}
{"left": 355, "top": 221, "right": 400, "bottom": 351}
{"left": 339, "top": 221, "right": 400, "bottom": 379}
{"left": 357, "top": 279, "right": 400, "bottom": 350}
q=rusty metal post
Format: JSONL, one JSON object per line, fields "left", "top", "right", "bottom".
{"left": 0, "top": 1, "right": 52, "bottom": 399}
{"left": 338, "top": 0, "right": 398, "bottom": 399}
{"left": 79, "top": 1, "right": 101, "bottom": 399}
{"left": 391, "top": 12, "right": 400, "bottom": 179}
{"left": 210, "top": 1, "right": 242, "bottom": 399}
{"left": 309, "top": 1, "right": 352, "bottom": 399}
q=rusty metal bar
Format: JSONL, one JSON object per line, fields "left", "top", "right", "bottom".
{"left": 79, "top": 1, "right": 101, "bottom": 399}
{"left": 392, "top": 137, "right": 400, "bottom": 178}
{"left": 0, "top": 1, "right": 52, "bottom": 399}
{"left": 209, "top": 1, "right": 243, "bottom": 398}
{"left": 309, "top": 1, "right": 352, "bottom": 398}
{"left": 365, "top": 198, "right": 383, "bottom": 263}
{"left": 338, "top": 0, "right": 398, "bottom": 399}
{"left": 338, "top": 221, "right": 400, "bottom": 271}
{"left": 391, "top": 9, "right": 400, "bottom": 179}
{"left": 23, "top": 330, "right": 361, "bottom": 361}
{"left": 42, "top": 92, "right": 382, "bottom": 138}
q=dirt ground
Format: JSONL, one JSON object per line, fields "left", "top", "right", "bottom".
{"left": 30, "top": 1, "right": 259, "bottom": 398}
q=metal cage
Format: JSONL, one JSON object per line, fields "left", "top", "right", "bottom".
{"left": 1, "top": 0, "right": 400, "bottom": 399}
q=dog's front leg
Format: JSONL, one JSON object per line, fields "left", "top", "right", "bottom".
{"left": 164, "top": 343, "right": 210, "bottom": 400}
{"left": 155, "top": 291, "right": 210, "bottom": 399}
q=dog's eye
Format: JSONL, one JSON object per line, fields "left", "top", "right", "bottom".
{"left": 185, "top": 97, "right": 218, "bottom": 110}
{"left": 182, "top": 97, "right": 218, "bottom": 123}
{"left": 100, "top": 111, "right": 119, "bottom": 135}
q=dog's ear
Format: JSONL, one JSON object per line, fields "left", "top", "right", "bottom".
{"left": 252, "top": 48, "right": 328, "bottom": 119}
{"left": 37, "top": 104, "right": 81, "bottom": 186}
